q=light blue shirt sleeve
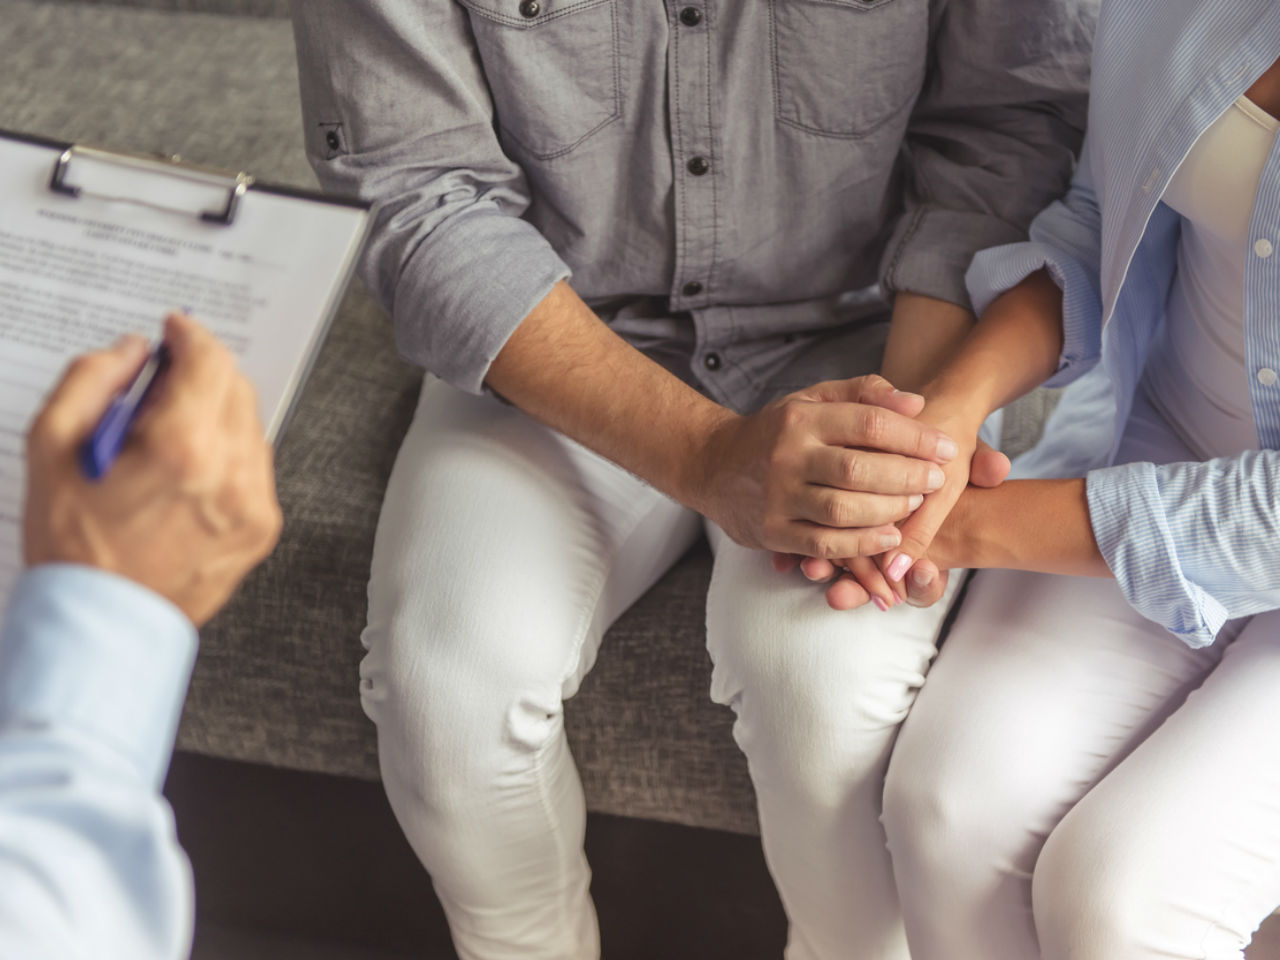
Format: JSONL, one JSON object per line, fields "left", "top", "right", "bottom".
{"left": 966, "top": 141, "right": 1106, "bottom": 389}
{"left": 0, "top": 565, "right": 197, "bottom": 960}
{"left": 1086, "top": 452, "right": 1280, "bottom": 649}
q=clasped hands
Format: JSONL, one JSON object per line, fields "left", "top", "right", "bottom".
{"left": 696, "top": 374, "right": 1008, "bottom": 611}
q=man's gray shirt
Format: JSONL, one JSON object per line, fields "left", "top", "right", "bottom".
{"left": 290, "top": 0, "right": 1095, "bottom": 412}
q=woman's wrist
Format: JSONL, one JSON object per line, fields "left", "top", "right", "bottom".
{"left": 920, "top": 375, "right": 999, "bottom": 432}
{"left": 935, "top": 480, "right": 1109, "bottom": 578}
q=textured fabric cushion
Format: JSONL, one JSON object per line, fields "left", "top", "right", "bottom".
{"left": 1, "top": 0, "right": 1055, "bottom": 838}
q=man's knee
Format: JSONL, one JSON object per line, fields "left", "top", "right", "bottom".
{"left": 361, "top": 599, "right": 572, "bottom": 812}
{"left": 711, "top": 622, "right": 929, "bottom": 808}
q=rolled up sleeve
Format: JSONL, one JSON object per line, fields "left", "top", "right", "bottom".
{"left": 966, "top": 140, "right": 1106, "bottom": 388}
{"left": 881, "top": 0, "right": 1095, "bottom": 311}
{"left": 1086, "top": 451, "right": 1280, "bottom": 648}
{"left": 288, "top": 0, "right": 570, "bottom": 394}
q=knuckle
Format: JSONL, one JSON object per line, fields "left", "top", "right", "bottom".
{"left": 778, "top": 400, "right": 808, "bottom": 432}
{"left": 843, "top": 452, "right": 869, "bottom": 488}
{"left": 821, "top": 495, "right": 846, "bottom": 526}
{"left": 256, "top": 498, "right": 285, "bottom": 550}
{"left": 27, "top": 409, "right": 61, "bottom": 449}
{"left": 68, "top": 354, "right": 107, "bottom": 379}
{"left": 162, "top": 435, "right": 208, "bottom": 483}
{"left": 807, "top": 532, "right": 837, "bottom": 559}
{"left": 859, "top": 408, "right": 887, "bottom": 445}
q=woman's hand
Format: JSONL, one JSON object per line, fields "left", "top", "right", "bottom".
{"left": 773, "top": 431, "right": 1010, "bottom": 609}
{"left": 877, "top": 394, "right": 1000, "bottom": 584}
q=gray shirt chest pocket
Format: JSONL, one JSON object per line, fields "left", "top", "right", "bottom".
{"left": 770, "top": 0, "right": 928, "bottom": 139}
{"left": 458, "top": 0, "right": 621, "bottom": 160}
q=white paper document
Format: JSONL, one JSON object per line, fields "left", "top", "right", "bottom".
{"left": 0, "top": 133, "right": 370, "bottom": 613}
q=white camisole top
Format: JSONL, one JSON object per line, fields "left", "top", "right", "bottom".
{"left": 1143, "top": 95, "right": 1279, "bottom": 459}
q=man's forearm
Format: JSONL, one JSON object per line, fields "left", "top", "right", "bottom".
{"left": 485, "top": 280, "right": 732, "bottom": 511}
{"left": 948, "top": 479, "right": 1109, "bottom": 578}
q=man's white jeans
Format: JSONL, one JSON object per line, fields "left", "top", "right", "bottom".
{"left": 360, "top": 377, "right": 959, "bottom": 960}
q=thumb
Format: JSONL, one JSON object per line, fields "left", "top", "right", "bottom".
{"left": 905, "top": 562, "right": 949, "bottom": 608}
{"left": 881, "top": 490, "right": 954, "bottom": 584}
{"left": 970, "top": 441, "right": 1012, "bottom": 489}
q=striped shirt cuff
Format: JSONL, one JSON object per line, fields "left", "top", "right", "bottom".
{"left": 1086, "top": 463, "right": 1229, "bottom": 648}
{"left": 967, "top": 240, "right": 1104, "bottom": 388}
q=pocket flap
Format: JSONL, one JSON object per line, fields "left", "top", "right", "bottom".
{"left": 456, "top": 0, "right": 612, "bottom": 28}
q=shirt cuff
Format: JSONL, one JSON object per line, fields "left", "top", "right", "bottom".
{"left": 966, "top": 240, "right": 1104, "bottom": 389}
{"left": 1086, "top": 464, "right": 1228, "bottom": 649}
{"left": 879, "top": 206, "right": 1027, "bottom": 312}
{"left": 390, "top": 203, "right": 572, "bottom": 394}
{"left": 0, "top": 566, "right": 197, "bottom": 788}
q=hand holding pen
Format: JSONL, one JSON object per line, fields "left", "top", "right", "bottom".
{"left": 23, "top": 313, "right": 282, "bottom": 625}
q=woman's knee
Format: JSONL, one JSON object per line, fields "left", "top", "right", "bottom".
{"left": 883, "top": 690, "right": 1068, "bottom": 891}
{"left": 1033, "top": 811, "right": 1152, "bottom": 960}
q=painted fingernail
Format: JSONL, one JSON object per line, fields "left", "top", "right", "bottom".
{"left": 880, "top": 531, "right": 902, "bottom": 551}
{"left": 908, "top": 494, "right": 924, "bottom": 510}
{"left": 936, "top": 436, "right": 959, "bottom": 461}
{"left": 926, "top": 466, "right": 945, "bottom": 492}
{"left": 886, "top": 553, "right": 912, "bottom": 582}
{"left": 910, "top": 566, "right": 934, "bottom": 589}
{"left": 873, "top": 596, "right": 890, "bottom": 612}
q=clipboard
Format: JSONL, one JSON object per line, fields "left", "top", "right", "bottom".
{"left": 0, "top": 127, "right": 374, "bottom": 444}
{"left": 0, "top": 127, "right": 375, "bottom": 606}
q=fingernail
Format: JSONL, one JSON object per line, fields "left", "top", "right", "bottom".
{"left": 926, "top": 466, "right": 945, "bottom": 492}
{"left": 893, "top": 389, "right": 923, "bottom": 401}
{"left": 886, "top": 553, "right": 912, "bottom": 582}
{"left": 936, "top": 436, "right": 959, "bottom": 462}
{"left": 880, "top": 531, "right": 902, "bottom": 551}
{"left": 873, "top": 596, "right": 890, "bottom": 612}
{"left": 908, "top": 494, "right": 924, "bottom": 510}
{"left": 910, "top": 566, "right": 934, "bottom": 589}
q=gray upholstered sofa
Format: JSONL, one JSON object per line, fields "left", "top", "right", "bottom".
{"left": 0, "top": 0, "right": 1055, "bottom": 840}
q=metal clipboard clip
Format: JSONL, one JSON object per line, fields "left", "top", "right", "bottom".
{"left": 48, "top": 144, "right": 255, "bottom": 226}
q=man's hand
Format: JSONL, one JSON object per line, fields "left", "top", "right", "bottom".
{"left": 23, "top": 314, "right": 283, "bottom": 626}
{"left": 691, "top": 375, "right": 960, "bottom": 559}
{"left": 776, "top": 435, "right": 1011, "bottom": 609}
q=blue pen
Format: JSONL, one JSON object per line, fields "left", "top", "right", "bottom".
{"left": 79, "top": 341, "right": 172, "bottom": 481}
